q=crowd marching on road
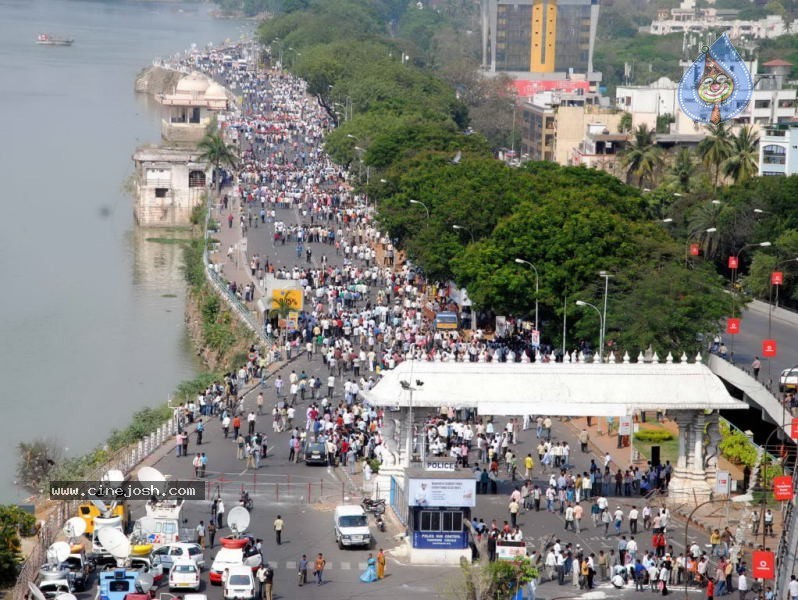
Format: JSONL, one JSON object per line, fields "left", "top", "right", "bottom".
{"left": 145, "top": 44, "right": 782, "bottom": 600}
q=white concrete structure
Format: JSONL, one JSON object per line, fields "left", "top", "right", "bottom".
{"left": 160, "top": 72, "right": 229, "bottom": 144}
{"left": 758, "top": 122, "right": 798, "bottom": 176}
{"left": 132, "top": 146, "right": 208, "bottom": 226}
{"left": 363, "top": 358, "right": 748, "bottom": 503}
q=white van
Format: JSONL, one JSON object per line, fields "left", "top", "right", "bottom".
{"left": 333, "top": 505, "right": 372, "bottom": 549}
{"left": 223, "top": 565, "right": 255, "bottom": 600}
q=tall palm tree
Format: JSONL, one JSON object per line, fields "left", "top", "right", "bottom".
{"left": 197, "top": 130, "right": 238, "bottom": 195}
{"left": 687, "top": 201, "right": 723, "bottom": 258}
{"left": 670, "top": 147, "right": 696, "bottom": 192}
{"left": 697, "top": 122, "right": 733, "bottom": 187}
{"left": 723, "top": 125, "right": 760, "bottom": 184}
{"left": 620, "top": 123, "right": 663, "bottom": 187}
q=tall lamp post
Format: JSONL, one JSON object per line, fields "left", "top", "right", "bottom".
{"left": 685, "top": 227, "right": 717, "bottom": 266}
{"left": 452, "top": 224, "right": 475, "bottom": 243}
{"left": 730, "top": 241, "right": 772, "bottom": 361}
{"left": 409, "top": 199, "right": 430, "bottom": 220}
{"left": 515, "top": 258, "right": 539, "bottom": 331}
{"left": 575, "top": 300, "right": 604, "bottom": 362}
{"left": 599, "top": 271, "right": 612, "bottom": 360}
{"left": 766, "top": 258, "right": 798, "bottom": 384}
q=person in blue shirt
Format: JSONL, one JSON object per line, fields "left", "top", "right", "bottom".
{"left": 634, "top": 559, "right": 647, "bottom": 591}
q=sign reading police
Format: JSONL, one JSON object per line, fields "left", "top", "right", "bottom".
{"left": 423, "top": 459, "right": 457, "bottom": 472}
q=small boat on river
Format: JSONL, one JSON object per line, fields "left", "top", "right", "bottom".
{"left": 36, "top": 34, "right": 74, "bottom": 46}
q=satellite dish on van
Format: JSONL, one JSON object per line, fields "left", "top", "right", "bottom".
{"left": 56, "top": 594, "right": 77, "bottom": 600}
{"left": 91, "top": 499, "right": 110, "bottom": 514}
{"left": 97, "top": 527, "right": 131, "bottom": 562}
{"left": 137, "top": 466, "right": 166, "bottom": 482}
{"left": 102, "top": 469, "right": 125, "bottom": 486}
{"left": 28, "top": 582, "right": 47, "bottom": 600}
{"left": 136, "top": 573, "right": 155, "bottom": 593}
{"left": 63, "top": 517, "right": 87, "bottom": 539}
{"left": 47, "top": 542, "right": 71, "bottom": 564}
{"left": 227, "top": 506, "right": 250, "bottom": 535}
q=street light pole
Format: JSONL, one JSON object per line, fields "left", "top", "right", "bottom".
{"left": 515, "top": 258, "right": 539, "bottom": 331}
{"left": 575, "top": 300, "right": 603, "bottom": 362}
{"left": 685, "top": 227, "right": 717, "bottom": 266}
{"left": 409, "top": 199, "right": 430, "bottom": 220}
{"left": 730, "top": 241, "right": 772, "bottom": 362}
{"left": 599, "top": 271, "right": 612, "bottom": 361}
{"left": 452, "top": 224, "right": 475, "bottom": 243}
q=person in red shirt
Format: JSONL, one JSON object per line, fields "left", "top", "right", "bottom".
{"left": 706, "top": 577, "right": 715, "bottom": 600}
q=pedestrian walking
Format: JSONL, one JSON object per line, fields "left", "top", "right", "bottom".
{"left": 376, "top": 548, "right": 386, "bottom": 579}
{"left": 297, "top": 554, "right": 309, "bottom": 586}
{"left": 314, "top": 553, "right": 326, "bottom": 585}
{"left": 752, "top": 357, "right": 761, "bottom": 380}
{"left": 262, "top": 563, "right": 274, "bottom": 600}
{"left": 216, "top": 499, "right": 225, "bottom": 529}
{"left": 207, "top": 521, "right": 217, "bottom": 549}
{"left": 195, "top": 520, "right": 205, "bottom": 547}
{"left": 196, "top": 419, "right": 204, "bottom": 445}
{"left": 273, "top": 515, "right": 284, "bottom": 545}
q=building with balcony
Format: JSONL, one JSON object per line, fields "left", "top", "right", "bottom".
{"left": 649, "top": 0, "right": 798, "bottom": 39}
{"left": 758, "top": 122, "right": 798, "bottom": 176}
{"left": 519, "top": 91, "right": 622, "bottom": 164}
{"left": 570, "top": 123, "right": 629, "bottom": 175}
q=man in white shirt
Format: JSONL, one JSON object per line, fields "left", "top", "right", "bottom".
{"left": 788, "top": 574, "right": 798, "bottom": 600}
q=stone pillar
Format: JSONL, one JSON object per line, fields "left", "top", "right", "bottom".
{"left": 704, "top": 412, "right": 722, "bottom": 489}
{"left": 668, "top": 410, "right": 712, "bottom": 504}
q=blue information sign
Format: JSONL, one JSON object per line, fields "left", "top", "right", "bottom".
{"left": 412, "top": 531, "right": 468, "bottom": 549}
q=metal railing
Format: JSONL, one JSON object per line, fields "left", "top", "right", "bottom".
{"left": 11, "top": 417, "right": 179, "bottom": 600}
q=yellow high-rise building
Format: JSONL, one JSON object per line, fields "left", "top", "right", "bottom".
{"left": 481, "top": 0, "right": 600, "bottom": 75}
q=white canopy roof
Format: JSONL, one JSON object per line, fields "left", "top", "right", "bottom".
{"left": 361, "top": 360, "right": 747, "bottom": 416}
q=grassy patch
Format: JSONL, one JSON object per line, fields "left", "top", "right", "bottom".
{"left": 146, "top": 237, "right": 191, "bottom": 245}
{"left": 161, "top": 293, "right": 178, "bottom": 298}
{"left": 633, "top": 422, "right": 680, "bottom": 465}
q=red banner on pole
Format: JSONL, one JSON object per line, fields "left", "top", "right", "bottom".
{"left": 762, "top": 339, "right": 777, "bottom": 357}
{"left": 773, "top": 476, "right": 794, "bottom": 501}
{"left": 772, "top": 271, "right": 784, "bottom": 285}
{"left": 690, "top": 243, "right": 700, "bottom": 256}
{"left": 792, "top": 418, "right": 798, "bottom": 441}
{"left": 752, "top": 550, "right": 776, "bottom": 579}
{"left": 728, "top": 256, "right": 739, "bottom": 269}
{"left": 726, "top": 318, "right": 740, "bottom": 334}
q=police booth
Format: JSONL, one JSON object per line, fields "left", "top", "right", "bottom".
{"left": 406, "top": 458, "right": 476, "bottom": 562}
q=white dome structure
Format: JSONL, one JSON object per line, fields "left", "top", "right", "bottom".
{"left": 176, "top": 72, "right": 210, "bottom": 94}
{"left": 204, "top": 82, "right": 227, "bottom": 101}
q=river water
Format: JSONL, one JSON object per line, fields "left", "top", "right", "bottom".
{"left": 0, "top": 0, "right": 248, "bottom": 502}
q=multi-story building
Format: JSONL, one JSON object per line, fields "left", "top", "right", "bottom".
{"left": 481, "top": 0, "right": 600, "bottom": 76}
{"left": 758, "top": 123, "right": 798, "bottom": 176}
{"left": 519, "top": 91, "right": 621, "bottom": 164}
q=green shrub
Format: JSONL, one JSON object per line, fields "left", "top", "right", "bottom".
{"left": 719, "top": 429, "right": 759, "bottom": 466}
{"left": 634, "top": 429, "right": 674, "bottom": 443}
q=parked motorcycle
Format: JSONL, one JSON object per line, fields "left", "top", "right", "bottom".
{"left": 361, "top": 497, "right": 386, "bottom": 515}
{"left": 375, "top": 514, "right": 386, "bottom": 532}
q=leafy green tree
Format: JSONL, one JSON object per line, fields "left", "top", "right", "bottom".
{"left": 723, "top": 125, "right": 760, "bottom": 184}
{"left": 698, "top": 122, "right": 733, "bottom": 187}
{"left": 687, "top": 201, "right": 724, "bottom": 259}
{"left": 0, "top": 505, "right": 36, "bottom": 586}
{"left": 656, "top": 113, "right": 675, "bottom": 134}
{"left": 618, "top": 112, "right": 633, "bottom": 133}
{"left": 197, "top": 130, "right": 238, "bottom": 194}
{"left": 17, "top": 439, "right": 60, "bottom": 490}
{"left": 620, "top": 123, "right": 663, "bottom": 187}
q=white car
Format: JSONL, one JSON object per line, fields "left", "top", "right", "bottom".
{"left": 152, "top": 542, "right": 206, "bottom": 571}
{"left": 168, "top": 559, "right": 201, "bottom": 591}
{"left": 780, "top": 366, "right": 798, "bottom": 392}
{"left": 209, "top": 548, "right": 261, "bottom": 585}
{"left": 223, "top": 565, "right": 255, "bottom": 600}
